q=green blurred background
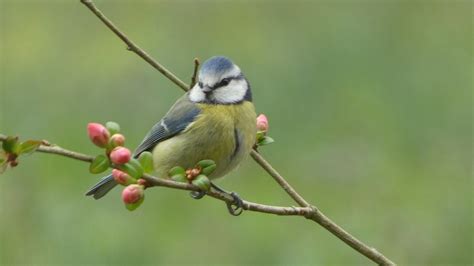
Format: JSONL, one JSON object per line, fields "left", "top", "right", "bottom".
{"left": 0, "top": 0, "right": 472, "bottom": 265}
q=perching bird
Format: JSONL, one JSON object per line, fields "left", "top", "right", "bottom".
{"left": 86, "top": 56, "right": 256, "bottom": 214}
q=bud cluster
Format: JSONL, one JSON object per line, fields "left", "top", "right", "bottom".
{"left": 87, "top": 121, "right": 155, "bottom": 211}
{"left": 169, "top": 159, "right": 216, "bottom": 192}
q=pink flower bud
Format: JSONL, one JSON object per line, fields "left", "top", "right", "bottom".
{"left": 110, "top": 147, "right": 131, "bottom": 165}
{"left": 112, "top": 169, "right": 135, "bottom": 185}
{"left": 256, "top": 114, "right": 269, "bottom": 132}
{"left": 110, "top": 134, "right": 126, "bottom": 147}
{"left": 122, "top": 184, "right": 144, "bottom": 204}
{"left": 87, "top": 123, "right": 110, "bottom": 148}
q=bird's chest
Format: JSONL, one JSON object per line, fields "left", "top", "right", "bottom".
{"left": 152, "top": 103, "right": 256, "bottom": 179}
{"left": 186, "top": 105, "right": 253, "bottom": 167}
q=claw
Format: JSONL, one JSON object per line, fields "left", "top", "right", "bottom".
{"left": 226, "top": 192, "right": 244, "bottom": 216}
{"left": 209, "top": 183, "right": 244, "bottom": 216}
{"left": 190, "top": 190, "right": 206, "bottom": 199}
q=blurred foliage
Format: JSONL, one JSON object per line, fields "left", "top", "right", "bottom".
{"left": 0, "top": 0, "right": 472, "bottom": 265}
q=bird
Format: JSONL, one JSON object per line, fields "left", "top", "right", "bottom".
{"left": 85, "top": 56, "right": 257, "bottom": 215}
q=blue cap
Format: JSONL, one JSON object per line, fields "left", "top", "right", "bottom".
{"left": 200, "top": 56, "right": 235, "bottom": 76}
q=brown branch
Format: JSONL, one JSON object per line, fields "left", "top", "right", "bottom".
{"left": 0, "top": 135, "right": 313, "bottom": 217}
{"left": 80, "top": 0, "right": 188, "bottom": 92}
{"left": 76, "top": 1, "right": 395, "bottom": 265}
{"left": 190, "top": 58, "right": 200, "bottom": 89}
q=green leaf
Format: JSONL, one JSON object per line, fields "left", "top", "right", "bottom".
{"left": 168, "top": 166, "right": 185, "bottom": 177}
{"left": 119, "top": 162, "right": 142, "bottom": 179}
{"left": 201, "top": 163, "right": 217, "bottom": 176}
{"left": 89, "top": 155, "right": 110, "bottom": 174}
{"left": 196, "top": 159, "right": 215, "bottom": 169}
{"left": 128, "top": 158, "right": 144, "bottom": 178}
{"left": 258, "top": 136, "right": 274, "bottom": 146}
{"left": 171, "top": 174, "right": 188, "bottom": 183}
{"left": 192, "top": 174, "right": 211, "bottom": 191}
{"left": 2, "top": 136, "right": 19, "bottom": 154}
{"left": 19, "top": 140, "right": 42, "bottom": 155}
{"left": 105, "top": 121, "right": 121, "bottom": 135}
{"left": 138, "top": 152, "right": 154, "bottom": 174}
{"left": 125, "top": 196, "right": 144, "bottom": 211}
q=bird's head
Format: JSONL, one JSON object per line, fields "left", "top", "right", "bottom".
{"left": 189, "top": 56, "right": 252, "bottom": 104}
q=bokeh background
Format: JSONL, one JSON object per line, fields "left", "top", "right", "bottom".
{"left": 0, "top": 0, "right": 472, "bottom": 265}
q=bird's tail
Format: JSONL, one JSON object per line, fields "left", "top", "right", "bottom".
{"left": 85, "top": 174, "right": 118, "bottom": 199}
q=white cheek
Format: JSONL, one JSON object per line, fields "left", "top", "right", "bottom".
{"left": 212, "top": 80, "right": 247, "bottom": 103}
{"left": 189, "top": 84, "right": 206, "bottom": 102}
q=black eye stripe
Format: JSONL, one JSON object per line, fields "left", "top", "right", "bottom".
{"left": 211, "top": 74, "right": 244, "bottom": 90}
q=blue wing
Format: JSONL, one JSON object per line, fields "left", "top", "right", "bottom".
{"left": 85, "top": 93, "right": 200, "bottom": 199}
{"left": 132, "top": 95, "right": 201, "bottom": 156}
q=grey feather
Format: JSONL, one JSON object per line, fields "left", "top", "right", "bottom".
{"left": 84, "top": 174, "right": 116, "bottom": 199}
{"left": 85, "top": 93, "right": 201, "bottom": 199}
{"left": 132, "top": 94, "right": 201, "bottom": 156}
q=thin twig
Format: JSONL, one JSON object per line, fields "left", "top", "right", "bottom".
{"left": 76, "top": 1, "right": 395, "bottom": 265}
{"left": 80, "top": 0, "right": 188, "bottom": 92}
{"left": 190, "top": 58, "right": 200, "bottom": 89}
{"left": 38, "top": 145, "right": 93, "bottom": 163}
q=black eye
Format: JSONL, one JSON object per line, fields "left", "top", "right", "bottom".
{"left": 198, "top": 82, "right": 203, "bottom": 88}
{"left": 220, "top": 78, "right": 231, "bottom": 86}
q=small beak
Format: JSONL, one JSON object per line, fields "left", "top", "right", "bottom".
{"left": 201, "top": 86, "right": 212, "bottom": 94}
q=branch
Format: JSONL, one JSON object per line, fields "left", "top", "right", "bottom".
{"left": 75, "top": 1, "right": 395, "bottom": 265}
{"left": 0, "top": 135, "right": 312, "bottom": 217}
{"left": 80, "top": 0, "right": 188, "bottom": 92}
{"left": 190, "top": 58, "right": 200, "bottom": 89}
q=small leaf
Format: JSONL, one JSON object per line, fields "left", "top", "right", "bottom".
{"left": 201, "top": 163, "right": 217, "bottom": 176}
{"left": 171, "top": 174, "right": 188, "bottom": 183}
{"left": 2, "top": 136, "right": 19, "bottom": 154}
{"left": 89, "top": 155, "right": 110, "bottom": 174}
{"left": 196, "top": 159, "right": 215, "bottom": 169}
{"left": 19, "top": 140, "right": 42, "bottom": 155}
{"left": 258, "top": 136, "right": 274, "bottom": 146}
{"left": 125, "top": 196, "right": 144, "bottom": 211}
{"left": 128, "top": 158, "right": 144, "bottom": 178}
{"left": 105, "top": 121, "right": 121, "bottom": 135}
{"left": 256, "top": 131, "right": 265, "bottom": 141}
{"left": 168, "top": 166, "right": 185, "bottom": 177}
{"left": 192, "top": 174, "right": 211, "bottom": 191}
{"left": 119, "top": 162, "right": 142, "bottom": 179}
{"left": 138, "top": 152, "right": 154, "bottom": 174}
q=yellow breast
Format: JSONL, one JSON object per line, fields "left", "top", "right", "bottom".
{"left": 152, "top": 101, "right": 256, "bottom": 179}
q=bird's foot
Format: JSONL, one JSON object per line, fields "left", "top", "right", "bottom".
{"left": 226, "top": 192, "right": 244, "bottom": 216}
{"left": 211, "top": 183, "right": 244, "bottom": 216}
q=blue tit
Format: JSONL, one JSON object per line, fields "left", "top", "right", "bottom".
{"left": 86, "top": 56, "right": 257, "bottom": 203}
